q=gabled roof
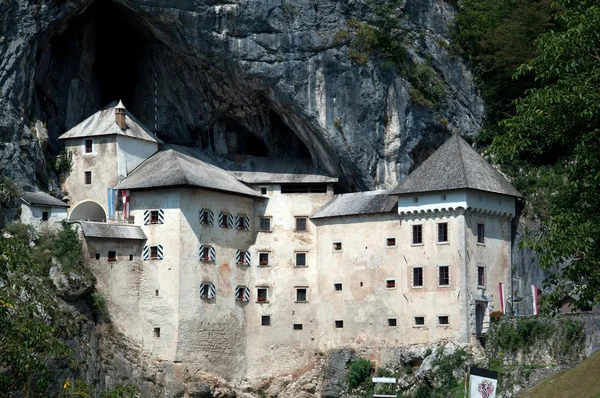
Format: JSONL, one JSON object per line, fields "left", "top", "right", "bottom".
{"left": 79, "top": 221, "right": 147, "bottom": 240}
{"left": 58, "top": 101, "right": 163, "bottom": 144}
{"left": 391, "top": 134, "right": 521, "bottom": 197}
{"left": 216, "top": 156, "right": 338, "bottom": 184}
{"left": 311, "top": 191, "right": 398, "bottom": 219}
{"left": 20, "top": 191, "right": 69, "bottom": 208}
{"left": 114, "top": 146, "right": 264, "bottom": 198}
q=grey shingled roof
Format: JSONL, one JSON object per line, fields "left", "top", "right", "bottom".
{"left": 114, "top": 146, "right": 264, "bottom": 198}
{"left": 216, "top": 156, "right": 338, "bottom": 184}
{"left": 58, "top": 101, "right": 163, "bottom": 144}
{"left": 391, "top": 134, "right": 521, "bottom": 197}
{"left": 21, "top": 191, "right": 69, "bottom": 208}
{"left": 311, "top": 191, "right": 398, "bottom": 219}
{"left": 79, "top": 221, "right": 147, "bottom": 240}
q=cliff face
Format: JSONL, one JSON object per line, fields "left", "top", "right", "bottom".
{"left": 0, "top": 0, "right": 483, "bottom": 191}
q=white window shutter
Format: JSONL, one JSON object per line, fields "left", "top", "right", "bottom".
{"left": 143, "top": 245, "right": 149, "bottom": 260}
{"left": 235, "top": 286, "right": 241, "bottom": 300}
{"left": 208, "top": 283, "right": 216, "bottom": 299}
{"left": 208, "top": 211, "right": 214, "bottom": 226}
{"left": 227, "top": 214, "right": 234, "bottom": 229}
{"left": 218, "top": 212, "right": 224, "bottom": 227}
{"left": 200, "top": 245, "right": 207, "bottom": 260}
{"left": 209, "top": 246, "right": 216, "bottom": 262}
{"left": 200, "top": 282, "right": 206, "bottom": 298}
{"left": 199, "top": 209, "right": 205, "bottom": 223}
{"left": 157, "top": 245, "right": 164, "bottom": 260}
{"left": 244, "top": 251, "right": 251, "bottom": 265}
{"left": 243, "top": 216, "right": 249, "bottom": 231}
{"left": 243, "top": 287, "right": 250, "bottom": 302}
{"left": 235, "top": 214, "right": 240, "bottom": 229}
{"left": 235, "top": 250, "right": 241, "bottom": 264}
{"left": 143, "top": 210, "right": 150, "bottom": 225}
{"left": 158, "top": 209, "right": 165, "bottom": 224}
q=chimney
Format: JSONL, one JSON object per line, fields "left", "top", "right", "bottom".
{"left": 115, "top": 100, "right": 127, "bottom": 130}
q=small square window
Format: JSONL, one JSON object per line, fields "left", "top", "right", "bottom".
{"left": 95, "top": 253, "right": 101, "bottom": 260}
{"left": 108, "top": 250, "right": 117, "bottom": 262}
{"left": 257, "top": 288, "right": 268, "bottom": 302}
{"left": 388, "top": 318, "right": 397, "bottom": 327}
{"left": 333, "top": 242, "right": 342, "bottom": 251}
{"left": 129, "top": 254, "right": 134, "bottom": 261}
{"left": 293, "top": 323, "right": 303, "bottom": 330}
{"left": 259, "top": 252, "right": 269, "bottom": 266}
{"left": 414, "top": 316, "right": 425, "bottom": 326}
{"left": 438, "top": 265, "right": 450, "bottom": 286}
{"left": 334, "top": 283, "right": 343, "bottom": 291}
{"left": 295, "top": 252, "right": 307, "bottom": 267}
{"left": 296, "top": 288, "right": 307, "bottom": 302}
{"left": 41, "top": 211, "right": 49, "bottom": 221}
{"left": 238, "top": 251, "right": 248, "bottom": 265}
{"left": 386, "top": 237, "right": 396, "bottom": 247}
{"left": 412, "top": 197, "right": 419, "bottom": 203}
{"left": 477, "top": 224, "right": 485, "bottom": 244}
{"left": 412, "top": 225, "right": 423, "bottom": 244}
{"left": 295, "top": 217, "right": 307, "bottom": 231}
{"left": 85, "top": 139, "right": 93, "bottom": 153}
{"left": 412, "top": 267, "right": 424, "bottom": 287}
{"left": 153, "top": 327, "right": 161, "bottom": 337}
{"left": 335, "top": 320, "right": 344, "bottom": 329}
{"left": 477, "top": 266, "right": 486, "bottom": 287}
{"left": 85, "top": 171, "right": 92, "bottom": 185}
{"left": 260, "top": 187, "right": 268, "bottom": 195}
{"left": 150, "top": 246, "right": 159, "bottom": 259}
{"left": 150, "top": 210, "right": 159, "bottom": 224}
{"left": 386, "top": 279, "right": 396, "bottom": 289}
{"left": 261, "top": 315, "right": 271, "bottom": 326}
{"left": 438, "top": 316, "right": 449, "bottom": 325}
{"left": 437, "top": 222, "right": 449, "bottom": 243}
{"left": 260, "top": 217, "right": 271, "bottom": 232}
{"left": 441, "top": 194, "right": 447, "bottom": 201}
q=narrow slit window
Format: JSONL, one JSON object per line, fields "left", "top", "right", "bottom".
{"left": 477, "top": 266, "right": 486, "bottom": 287}
{"left": 85, "top": 139, "right": 93, "bottom": 153}
{"left": 260, "top": 187, "right": 268, "bottom": 195}
{"left": 153, "top": 327, "right": 160, "bottom": 337}
{"left": 129, "top": 254, "right": 134, "bottom": 261}
{"left": 412, "top": 225, "right": 423, "bottom": 244}
{"left": 293, "top": 324, "right": 303, "bottom": 330}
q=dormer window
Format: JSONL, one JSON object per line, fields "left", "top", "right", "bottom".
{"left": 85, "top": 139, "right": 93, "bottom": 153}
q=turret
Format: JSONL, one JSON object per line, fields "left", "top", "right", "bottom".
{"left": 115, "top": 100, "right": 127, "bottom": 130}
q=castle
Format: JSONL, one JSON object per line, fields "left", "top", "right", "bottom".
{"left": 51, "top": 101, "right": 519, "bottom": 380}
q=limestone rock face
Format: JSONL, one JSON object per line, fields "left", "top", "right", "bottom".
{"left": 0, "top": 0, "right": 482, "bottom": 190}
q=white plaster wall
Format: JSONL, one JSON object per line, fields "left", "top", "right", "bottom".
{"left": 116, "top": 135, "right": 158, "bottom": 180}
{"left": 314, "top": 212, "right": 467, "bottom": 355}
{"left": 64, "top": 136, "right": 118, "bottom": 218}
{"left": 19, "top": 203, "right": 67, "bottom": 231}
{"left": 398, "top": 190, "right": 515, "bottom": 217}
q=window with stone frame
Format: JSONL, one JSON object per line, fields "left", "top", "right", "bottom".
{"left": 295, "top": 217, "right": 308, "bottom": 231}
{"left": 296, "top": 287, "right": 307, "bottom": 302}
{"left": 437, "top": 222, "right": 449, "bottom": 243}
{"left": 259, "top": 252, "right": 270, "bottom": 266}
{"left": 412, "top": 224, "right": 423, "bottom": 244}
{"left": 259, "top": 217, "right": 271, "bottom": 232}
{"left": 477, "top": 223, "right": 485, "bottom": 244}
{"left": 412, "top": 267, "right": 424, "bottom": 287}
{"left": 438, "top": 265, "right": 450, "bottom": 286}
{"left": 477, "top": 265, "right": 486, "bottom": 287}
{"left": 85, "top": 171, "right": 92, "bottom": 185}
{"left": 295, "top": 252, "right": 307, "bottom": 267}
{"left": 256, "top": 287, "right": 269, "bottom": 302}
{"left": 438, "top": 316, "right": 449, "bottom": 325}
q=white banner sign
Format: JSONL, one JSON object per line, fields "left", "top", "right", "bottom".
{"left": 469, "top": 367, "right": 498, "bottom": 398}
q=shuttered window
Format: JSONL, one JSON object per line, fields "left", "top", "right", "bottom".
{"left": 144, "top": 209, "right": 164, "bottom": 225}
{"left": 143, "top": 245, "right": 164, "bottom": 260}
{"left": 235, "top": 286, "right": 250, "bottom": 302}
{"left": 199, "top": 209, "right": 214, "bottom": 226}
{"left": 199, "top": 245, "right": 216, "bottom": 262}
{"left": 236, "top": 250, "right": 251, "bottom": 265}
{"left": 235, "top": 214, "right": 250, "bottom": 230}
{"left": 199, "top": 282, "right": 216, "bottom": 299}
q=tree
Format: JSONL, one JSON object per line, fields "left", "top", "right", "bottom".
{"left": 490, "top": 0, "right": 600, "bottom": 309}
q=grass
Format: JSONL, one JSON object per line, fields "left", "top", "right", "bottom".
{"left": 517, "top": 351, "right": 600, "bottom": 398}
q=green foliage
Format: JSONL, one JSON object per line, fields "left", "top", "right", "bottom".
{"left": 0, "top": 175, "right": 22, "bottom": 208}
{"left": 280, "top": 1, "right": 297, "bottom": 18}
{"left": 60, "top": 378, "right": 140, "bottom": 397}
{"left": 347, "top": 357, "right": 372, "bottom": 390}
{"left": 52, "top": 221, "right": 85, "bottom": 274}
{"left": 490, "top": 0, "right": 600, "bottom": 308}
{"left": 332, "top": 29, "right": 350, "bottom": 45}
{"left": 54, "top": 150, "right": 73, "bottom": 177}
{"left": 3, "top": 221, "right": 35, "bottom": 242}
{"left": 452, "top": 0, "right": 555, "bottom": 146}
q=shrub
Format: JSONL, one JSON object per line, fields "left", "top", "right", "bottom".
{"left": 52, "top": 221, "right": 84, "bottom": 273}
{"left": 347, "top": 357, "right": 372, "bottom": 389}
{"left": 0, "top": 176, "right": 22, "bottom": 208}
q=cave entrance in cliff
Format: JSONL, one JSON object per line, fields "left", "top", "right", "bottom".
{"left": 69, "top": 201, "right": 106, "bottom": 222}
